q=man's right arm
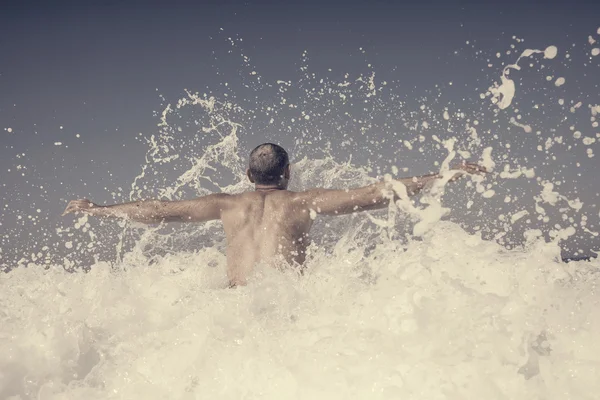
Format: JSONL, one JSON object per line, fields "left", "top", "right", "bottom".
{"left": 62, "top": 194, "right": 230, "bottom": 224}
{"left": 296, "top": 174, "right": 439, "bottom": 216}
{"left": 296, "top": 163, "right": 485, "bottom": 216}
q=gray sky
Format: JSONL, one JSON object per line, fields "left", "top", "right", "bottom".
{"left": 1, "top": 0, "right": 599, "bottom": 266}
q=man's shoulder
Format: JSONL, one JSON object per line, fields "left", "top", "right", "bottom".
{"left": 234, "top": 189, "right": 307, "bottom": 204}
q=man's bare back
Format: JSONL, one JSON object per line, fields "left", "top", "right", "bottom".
{"left": 63, "top": 143, "right": 485, "bottom": 285}
{"left": 220, "top": 190, "right": 314, "bottom": 285}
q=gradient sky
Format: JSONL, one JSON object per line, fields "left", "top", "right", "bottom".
{"left": 1, "top": 0, "right": 599, "bottom": 265}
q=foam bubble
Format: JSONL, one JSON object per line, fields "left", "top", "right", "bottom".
{"left": 479, "top": 147, "right": 496, "bottom": 171}
{"left": 482, "top": 189, "right": 495, "bottom": 198}
{"left": 511, "top": 210, "right": 529, "bottom": 224}
{"left": 490, "top": 75, "right": 515, "bottom": 109}
{"left": 544, "top": 45, "right": 558, "bottom": 59}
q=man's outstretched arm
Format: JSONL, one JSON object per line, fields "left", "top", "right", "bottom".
{"left": 297, "top": 163, "right": 485, "bottom": 216}
{"left": 62, "top": 194, "right": 230, "bottom": 223}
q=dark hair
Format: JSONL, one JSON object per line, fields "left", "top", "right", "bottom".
{"left": 248, "top": 143, "right": 289, "bottom": 185}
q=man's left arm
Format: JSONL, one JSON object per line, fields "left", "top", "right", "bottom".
{"left": 63, "top": 194, "right": 230, "bottom": 224}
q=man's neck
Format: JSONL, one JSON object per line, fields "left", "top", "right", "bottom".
{"left": 255, "top": 184, "right": 286, "bottom": 191}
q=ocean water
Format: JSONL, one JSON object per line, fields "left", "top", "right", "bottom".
{"left": 2, "top": 221, "right": 599, "bottom": 399}
{"left": 2, "top": 28, "right": 600, "bottom": 399}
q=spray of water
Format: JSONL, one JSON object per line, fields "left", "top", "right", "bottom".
{"left": 1, "top": 28, "right": 600, "bottom": 400}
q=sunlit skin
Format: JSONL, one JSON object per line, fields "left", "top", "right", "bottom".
{"left": 64, "top": 155, "right": 485, "bottom": 286}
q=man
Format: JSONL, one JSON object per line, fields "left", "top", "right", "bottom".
{"left": 64, "top": 143, "right": 485, "bottom": 286}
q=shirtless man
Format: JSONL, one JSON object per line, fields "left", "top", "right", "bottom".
{"left": 63, "top": 143, "right": 484, "bottom": 285}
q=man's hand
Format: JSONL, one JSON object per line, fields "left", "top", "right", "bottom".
{"left": 455, "top": 162, "right": 487, "bottom": 174}
{"left": 61, "top": 195, "right": 229, "bottom": 223}
{"left": 62, "top": 199, "right": 96, "bottom": 216}
{"left": 449, "top": 162, "right": 487, "bottom": 181}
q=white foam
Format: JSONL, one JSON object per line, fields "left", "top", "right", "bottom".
{"left": 2, "top": 221, "right": 598, "bottom": 400}
{"left": 510, "top": 117, "right": 532, "bottom": 132}
{"left": 488, "top": 45, "right": 559, "bottom": 110}
{"left": 511, "top": 210, "right": 529, "bottom": 224}
{"left": 482, "top": 189, "right": 495, "bottom": 198}
{"left": 479, "top": 147, "right": 496, "bottom": 171}
{"left": 489, "top": 75, "right": 515, "bottom": 109}
{"left": 499, "top": 166, "right": 535, "bottom": 179}
{"left": 544, "top": 45, "right": 558, "bottom": 59}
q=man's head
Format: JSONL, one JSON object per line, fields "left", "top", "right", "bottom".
{"left": 247, "top": 143, "right": 290, "bottom": 188}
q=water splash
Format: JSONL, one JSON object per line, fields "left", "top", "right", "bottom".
{"left": 2, "top": 223, "right": 599, "bottom": 399}
{"left": 2, "top": 27, "right": 600, "bottom": 399}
